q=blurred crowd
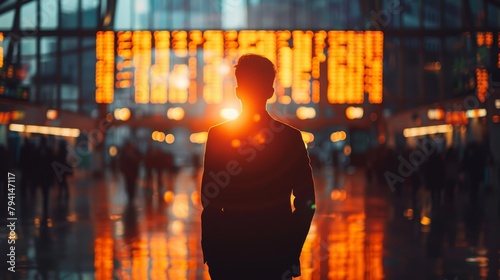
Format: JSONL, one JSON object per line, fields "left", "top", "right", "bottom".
{"left": 364, "top": 138, "right": 497, "bottom": 210}
{"left": 0, "top": 137, "right": 201, "bottom": 223}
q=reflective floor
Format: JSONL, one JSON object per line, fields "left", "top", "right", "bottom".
{"left": 1, "top": 166, "right": 499, "bottom": 280}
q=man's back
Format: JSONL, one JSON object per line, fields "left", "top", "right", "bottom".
{"left": 201, "top": 53, "right": 315, "bottom": 279}
{"left": 201, "top": 113, "right": 315, "bottom": 264}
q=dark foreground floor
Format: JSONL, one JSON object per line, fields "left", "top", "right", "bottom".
{"left": 1, "top": 166, "right": 499, "bottom": 280}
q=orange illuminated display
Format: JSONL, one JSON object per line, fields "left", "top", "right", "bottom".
{"left": 172, "top": 30, "right": 188, "bottom": 58}
{"left": 0, "top": 32, "right": 3, "bottom": 69}
{"left": 96, "top": 30, "right": 384, "bottom": 105}
{"left": 116, "top": 31, "right": 133, "bottom": 89}
{"left": 151, "top": 31, "right": 169, "bottom": 104}
{"left": 477, "top": 32, "right": 485, "bottom": 46}
{"left": 497, "top": 32, "right": 500, "bottom": 69}
{"left": 133, "top": 31, "right": 152, "bottom": 103}
{"left": 476, "top": 68, "right": 488, "bottom": 102}
{"left": 292, "top": 31, "right": 312, "bottom": 104}
{"left": 95, "top": 31, "right": 114, "bottom": 103}
{"left": 203, "top": 30, "right": 224, "bottom": 104}
{"left": 485, "top": 32, "right": 493, "bottom": 48}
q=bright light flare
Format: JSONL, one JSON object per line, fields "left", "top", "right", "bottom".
{"left": 46, "top": 109, "right": 58, "bottom": 120}
{"left": 300, "top": 131, "right": 314, "bottom": 144}
{"left": 403, "top": 124, "right": 453, "bottom": 137}
{"left": 165, "top": 133, "right": 175, "bottom": 144}
{"left": 330, "top": 131, "right": 347, "bottom": 142}
{"left": 114, "top": 108, "right": 131, "bottom": 121}
{"left": 9, "top": 124, "right": 25, "bottom": 132}
{"left": 466, "top": 109, "right": 487, "bottom": 119}
{"left": 9, "top": 124, "right": 79, "bottom": 137}
{"left": 420, "top": 216, "right": 431, "bottom": 226}
{"left": 190, "top": 132, "right": 208, "bottom": 144}
{"left": 345, "top": 106, "right": 364, "bottom": 119}
{"left": 163, "top": 190, "right": 174, "bottom": 203}
{"left": 167, "top": 107, "right": 185, "bottom": 120}
{"left": 427, "top": 109, "right": 444, "bottom": 120}
{"left": 296, "top": 107, "right": 316, "bottom": 120}
{"left": 109, "top": 146, "right": 118, "bottom": 157}
{"left": 220, "top": 108, "right": 240, "bottom": 120}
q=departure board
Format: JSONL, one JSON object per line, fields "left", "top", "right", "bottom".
{"left": 96, "top": 30, "right": 385, "bottom": 105}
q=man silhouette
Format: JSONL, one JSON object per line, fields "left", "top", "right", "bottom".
{"left": 201, "top": 54, "right": 316, "bottom": 280}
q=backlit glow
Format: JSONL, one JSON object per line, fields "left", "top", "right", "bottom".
{"left": 220, "top": 108, "right": 240, "bottom": 120}
{"left": 300, "top": 131, "right": 314, "bottom": 144}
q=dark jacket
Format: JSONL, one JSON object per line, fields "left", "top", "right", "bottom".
{"left": 201, "top": 114, "right": 315, "bottom": 274}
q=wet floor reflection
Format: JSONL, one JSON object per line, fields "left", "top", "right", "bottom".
{"left": 1, "top": 167, "right": 499, "bottom": 279}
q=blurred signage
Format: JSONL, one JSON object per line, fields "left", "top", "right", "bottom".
{"left": 427, "top": 109, "right": 444, "bottom": 120}
{"left": 0, "top": 111, "right": 24, "bottom": 124}
{"left": 466, "top": 109, "right": 487, "bottom": 118}
{"left": 96, "top": 30, "right": 384, "bottom": 105}
{"left": 445, "top": 111, "right": 468, "bottom": 125}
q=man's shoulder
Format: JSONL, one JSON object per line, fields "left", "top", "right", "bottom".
{"left": 269, "top": 118, "right": 302, "bottom": 138}
{"left": 207, "top": 120, "right": 233, "bottom": 135}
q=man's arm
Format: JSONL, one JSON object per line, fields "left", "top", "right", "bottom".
{"left": 291, "top": 130, "right": 316, "bottom": 259}
{"left": 200, "top": 128, "right": 225, "bottom": 263}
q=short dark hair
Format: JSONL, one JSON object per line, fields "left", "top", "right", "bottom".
{"left": 234, "top": 54, "right": 276, "bottom": 89}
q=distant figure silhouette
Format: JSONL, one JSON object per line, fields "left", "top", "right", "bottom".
{"left": 55, "top": 140, "right": 72, "bottom": 201}
{"left": 201, "top": 54, "right": 316, "bottom": 280}
{"left": 19, "top": 138, "right": 36, "bottom": 202}
{"left": 35, "top": 137, "right": 55, "bottom": 220}
{"left": 119, "top": 141, "right": 141, "bottom": 203}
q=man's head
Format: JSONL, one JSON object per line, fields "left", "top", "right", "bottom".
{"left": 234, "top": 54, "right": 276, "bottom": 104}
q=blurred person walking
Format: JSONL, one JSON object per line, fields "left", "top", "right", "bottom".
{"left": 423, "top": 150, "right": 445, "bottom": 211}
{"left": 55, "top": 140, "right": 72, "bottom": 201}
{"left": 119, "top": 141, "right": 142, "bottom": 203}
{"left": 35, "top": 137, "right": 55, "bottom": 220}
{"left": 144, "top": 144, "right": 156, "bottom": 192}
{"left": 444, "top": 147, "right": 459, "bottom": 201}
{"left": 463, "top": 141, "right": 485, "bottom": 200}
{"left": 19, "top": 138, "right": 36, "bottom": 203}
